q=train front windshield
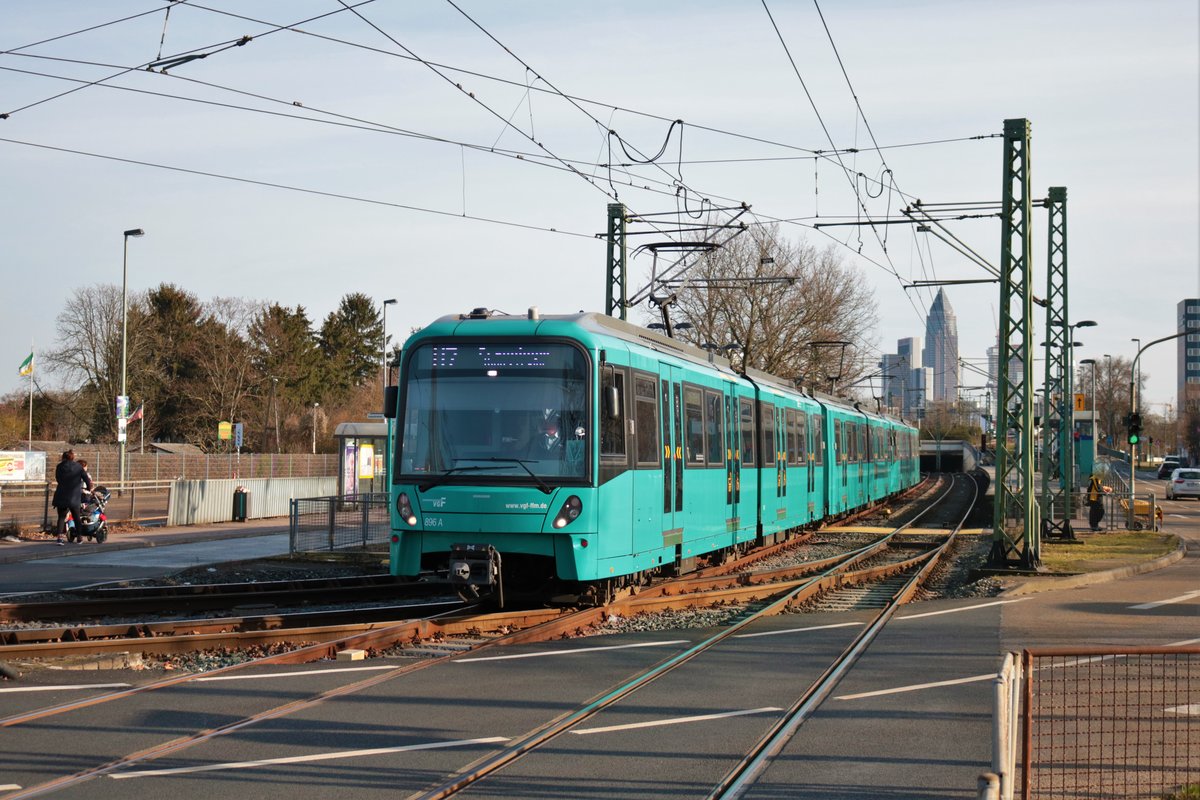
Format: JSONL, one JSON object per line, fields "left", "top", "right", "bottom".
{"left": 397, "top": 342, "right": 590, "bottom": 483}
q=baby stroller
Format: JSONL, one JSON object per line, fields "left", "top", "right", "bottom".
{"left": 68, "top": 485, "right": 110, "bottom": 543}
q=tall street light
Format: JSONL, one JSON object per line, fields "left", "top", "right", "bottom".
{"left": 1131, "top": 338, "right": 1142, "bottom": 410}
{"left": 1128, "top": 331, "right": 1189, "bottom": 525}
{"left": 1103, "top": 354, "right": 1112, "bottom": 446}
{"left": 119, "top": 228, "right": 145, "bottom": 493}
{"left": 311, "top": 402, "right": 320, "bottom": 455}
{"left": 1080, "top": 358, "right": 1097, "bottom": 444}
{"left": 381, "top": 298, "right": 397, "bottom": 397}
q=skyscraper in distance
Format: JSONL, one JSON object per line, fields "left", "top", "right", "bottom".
{"left": 923, "top": 288, "right": 960, "bottom": 403}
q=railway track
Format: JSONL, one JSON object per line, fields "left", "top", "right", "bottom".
{"left": 0, "top": 477, "right": 941, "bottom": 663}
{"left": 404, "top": 473, "right": 977, "bottom": 799}
{"left": 0, "top": 474, "right": 975, "bottom": 799}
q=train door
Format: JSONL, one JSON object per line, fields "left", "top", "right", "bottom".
{"left": 659, "top": 366, "right": 682, "bottom": 544}
{"left": 737, "top": 395, "right": 758, "bottom": 540}
{"left": 723, "top": 385, "right": 741, "bottom": 535}
{"left": 809, "top": 410, "right": 824, "bottom": 520}
{"left": 631, "top": 372, "right": 663, "bottom": 556}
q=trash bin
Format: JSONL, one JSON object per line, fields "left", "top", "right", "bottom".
{"left": 232, "top": 486, "right": 248, "bottom": 522}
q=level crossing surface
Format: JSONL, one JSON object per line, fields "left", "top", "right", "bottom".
{"left": 1, "top": 499, "right": 1197, "bottom": 798}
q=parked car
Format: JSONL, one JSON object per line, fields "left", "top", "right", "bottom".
{"left": 1158, "top": 460, "right": 1181, "bottom": 479}
{"left": 1166, "top": 468, "right": 1200, "bottom": 500}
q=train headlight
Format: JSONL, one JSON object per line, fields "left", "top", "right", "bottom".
{"left": 553, "top": 495, "right": 582, "bottom": 529}
{"left": 396, "top": 492, "right": 417, "bottom": 526}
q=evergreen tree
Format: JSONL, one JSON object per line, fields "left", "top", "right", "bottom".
{"left": 319, "top": 293, "right": 384, "bottom": 401}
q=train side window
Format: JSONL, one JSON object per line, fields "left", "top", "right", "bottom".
{"left": 684, "top": 386, "right": 705, "bottom": 466}
{"left": 797, "top": 411, "right": 807, "bottom": 464}
{"left": 600, "top": 368, "right": 627, "bottom": 458}
{"left": 760, "top": 402, "right": 776, "bottom": 466}
{"left": 784, "top": 409, "right": 796, "bottom": 465}
{"left": 634, "top": 376, "right": 660, "bottom": 467}
{"left": 705, "top": 390, "right": 724, "bottom": 467}
{"left": 739, "top": 398, "right": 756, "bottom": 466}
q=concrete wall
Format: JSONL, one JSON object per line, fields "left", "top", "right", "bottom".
{"left": 168, "top": 477, "right": 336, "bottom": 526}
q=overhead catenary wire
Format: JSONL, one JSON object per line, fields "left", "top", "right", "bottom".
{"left": 0, "top": 135, "right": 593, "bottom": 239}
{"left": 2, "top": 3, "right": 1000, "bottom": 323}
{"left": 0, "top": 0, "right": 383, "bottom": 119}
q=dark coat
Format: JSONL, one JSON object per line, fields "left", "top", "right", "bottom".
{"left": 52, "top": 460, "right": 91, "bottom": 509}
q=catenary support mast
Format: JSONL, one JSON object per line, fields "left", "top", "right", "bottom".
{"left": 1040, "top": 186, "right": 1073, "bottom": 540}
{"left": 990, "top": 118, "right": 1040, "bottom": 568}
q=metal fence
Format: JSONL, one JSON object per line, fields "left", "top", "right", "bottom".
{"left": 1, "top": 452, "right": 337, "bottom": 489}
{"left": 169, "top": 477, "right": 336, "bottom": 526}
{"left": 986, "top": 646, "right": 1200, "bottom": 799}
{"left": 289, "top": 493, "right": 391, "bottom": 554}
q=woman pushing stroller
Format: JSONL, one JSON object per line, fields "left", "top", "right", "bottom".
{"left": 51, "top": 449, "right": 92, "bottom": 546}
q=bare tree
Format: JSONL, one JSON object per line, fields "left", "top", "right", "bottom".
{"left": 660, "top": 224, "right": 877, "bottom": 390}
{"left": 45, "top": 283, "right": 153, "bottom": 439}
{"left": 185, "top": 297, "right": 261, "bottom": 449}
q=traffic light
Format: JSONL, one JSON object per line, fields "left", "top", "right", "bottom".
{"left": 1128, "top": 412, "right": 1143, "bottom": 445}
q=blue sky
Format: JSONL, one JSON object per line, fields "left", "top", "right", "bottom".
{"left": 2, "top": 0, "right": 1197, "bottom": 415}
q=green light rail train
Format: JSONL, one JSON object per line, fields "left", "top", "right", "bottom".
{"left": 384, "top": 308, "right": 921, "bottom": 605}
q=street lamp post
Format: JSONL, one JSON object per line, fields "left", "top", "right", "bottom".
{"left": 1128, "top": 331, "right": 1189, "bottom": 526}
{"left": 1103, "top": 354, "right": 1112, "bottom": 446}
{"left": 119, "top": 228, "right": 144, "bottom": 493}
{"left": 1080, "top": 358, "right": 1097, "bottom": 445}
{"left": 381, "top": 298, "right": 397, "bottom": 397}
{"left": 311, "top": 402, "right": 320, "bottom": 455}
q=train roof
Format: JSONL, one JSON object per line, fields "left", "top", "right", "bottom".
{"left": 420, "top": 309, "right": 914, "bottom": 428}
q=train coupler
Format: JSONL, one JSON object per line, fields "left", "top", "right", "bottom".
{"left": 448, "top": 543, "right": 504, "bottom": 607}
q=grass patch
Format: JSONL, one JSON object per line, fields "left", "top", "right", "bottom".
{"left": 1161, "top": 786, "right": 1200, "bottom": 800}
{"left": 1040, "top": 531, "right": 1178, "bottom": 574}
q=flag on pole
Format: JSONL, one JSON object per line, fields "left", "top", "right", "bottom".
{"left": 18, "top": 352, "right": 33, "bottom": 377}
{"left": 129, "top": 403, "right": 144, "bottom": 422}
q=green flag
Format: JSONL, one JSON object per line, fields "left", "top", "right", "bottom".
{"left": 18, "top": 352, "right": 33, "bottom": 377}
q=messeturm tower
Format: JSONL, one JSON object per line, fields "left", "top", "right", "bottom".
{"left": 923, "top": 288, "right": 959, "bottom": 403}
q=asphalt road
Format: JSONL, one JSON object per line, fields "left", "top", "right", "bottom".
{"left": 1, "top": 499, "right": 1196, "bottom": 799}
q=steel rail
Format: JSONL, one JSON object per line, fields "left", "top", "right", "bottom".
{"left": 0, "top": 580, "right": 448, "bottom": 623}
{"left": 406, "top": 478, "right": 961, "bottom": 799}
{"left": 1, "top": 477, "right": 958, "bottom": 799}
{"left": 706, "top": 473, "right": 979, "bottom": 798}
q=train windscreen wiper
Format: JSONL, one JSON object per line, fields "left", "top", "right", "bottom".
{"left": 469, "top": 457, "right": 553, "bottom": 495}
{"left": 417, "top": 464, "right": 505, "bottom": 493}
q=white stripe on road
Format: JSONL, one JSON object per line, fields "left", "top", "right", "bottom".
{"left": 109, "top": 737, "right": 511, "bottom": 779}
{"left": 571, "top": 707, "right": 782, "bottom": 736}
{"left": 734, "top": 621, "right": 862, "bottom": 639}
{"left": 1167, "top": 704, "right": 1200, "bottom": 716}
{"left": 736, "top": 598, "right": 1023, "bottom": 640}
{"left": 454, "top": 640, "right": 687, "bottom": 662}
{"left": 897, "top": 598, "right": 1026, "bottom": 620}
{"left": 0, "top": 785, "right": 22, "bottom": 791}
{"left": 1130, "top": 590, "right": 1200, "bottom": 610}
{"left": 195, "top": 665, "right": 396, "bottom": 682}
{"left": 838, "top": 638, "right": 1200, "bottom": 701}
{"left": 0, "top": 682, "right": 130, "bottom": 694}
{"left": 835, "top": 673, "right": 997, "bottom": 701}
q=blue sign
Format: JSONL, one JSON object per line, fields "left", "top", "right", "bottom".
{"left": 234, "top": 422, "right": 244, "bottom": 449}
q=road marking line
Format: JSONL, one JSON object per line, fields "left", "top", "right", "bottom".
{"left": 0, "top": 785, "right": 21, "bottom": 791}
{"left": 195, "top": 666, "right": 396, "bottom": 682}
{"left": 835, "top": 673, "right": 997, "bottom": 701}
{"left": 898, "top": 598, "right": 1026, "bottom": 620}
{"left": 454, "top": 640, "right": 687, "bottom": 662}
{"left": 734, "top": 621, "right": 862, "bottom": 639}
{"left": 1130, "top": 590, "right": 1200, "bottom": 610}
{"left": 1166, "top": 704, "right": 1200, "bottom": 716}
{"left": 0, "top": 683, "right": 130, "bottom": 694}
{"left": 109, "top": 736, "right": 511, "bottom": 779}
{"left": 571, "top": 707, "right": 782, "bottom": 736}
{"left": 1167, "top": 638, "right": 1200, "bottom": 646}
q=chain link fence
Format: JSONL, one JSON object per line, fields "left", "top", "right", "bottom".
{"left": 986, "top": 646, "right": 1200, "bottom": 799}
{"left": 289, "top": 493, "right": 391, "bottom": 554}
